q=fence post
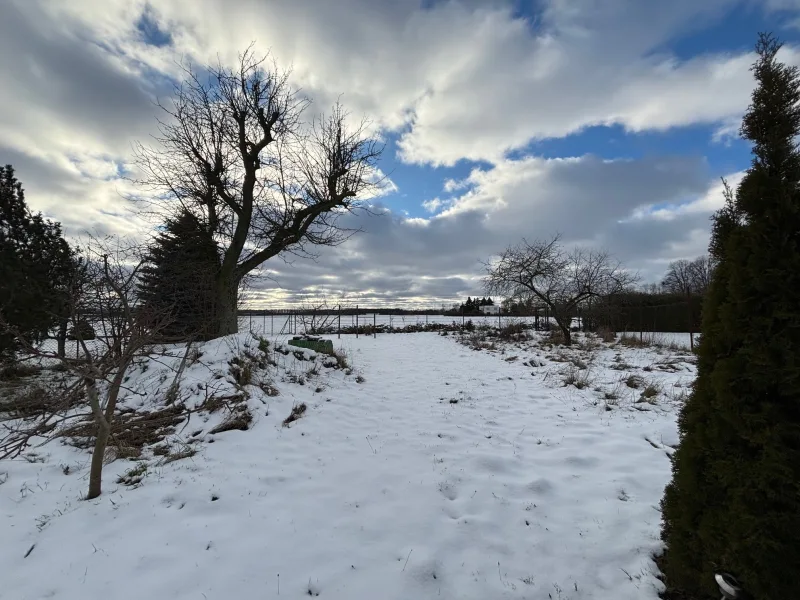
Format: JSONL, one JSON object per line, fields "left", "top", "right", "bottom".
{"left": 498, "top": 307, "right": 500, "bottom": 330}
{"left": 338, "top": 304, "right": 341, "bottom": 339}
{"left": 373, "top": 313, "right": 376, "bottom": 339}
{"left": 639, "top": 305, "right": 644, "bottom": 343}
{"left": 356, "top": 306, "right": 359, "bottom": 339}
{"left": 271, "top": 312, "right": 274, "bottom": 335}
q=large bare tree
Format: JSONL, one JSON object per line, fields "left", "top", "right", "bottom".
{"left": 484, "top": 235, "right": 637, "bottom": 345}
{"left": 132, "top": 47, "right": 384, "bottom": 337}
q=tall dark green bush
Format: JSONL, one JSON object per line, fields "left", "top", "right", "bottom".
{"left": 659, "top": 33, "right": 800, "bottom": 599}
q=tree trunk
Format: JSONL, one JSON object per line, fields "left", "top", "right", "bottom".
{"left": 86, "top": 378, "right": 110, "bottom": 500}
{"left": 554, "top": 314, "right": 573, "bottom": 345}
{"left": 561, "top": 324, "right": 572, "bottom": 346}
{"left": 87, "top": 356, "right": 132, "bottom": 500}
{"left": 56, "top": 318, "right": 68, "bottom": 359}
{"left": 213, "top": 277, "right": 240, "bottom": 338}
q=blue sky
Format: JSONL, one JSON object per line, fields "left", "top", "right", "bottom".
{"left": 2, "top": 0, "right": 800, "bottom": 307}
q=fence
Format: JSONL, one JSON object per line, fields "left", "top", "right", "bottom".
{"left": 237, "top": 308, "right": 558, "bottom": 339}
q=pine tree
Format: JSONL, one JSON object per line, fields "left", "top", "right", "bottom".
{"left": 138, "top": 211, "right": 221, "bottom": 341}
{"left": 0, "top": 165, "right": 76, "bottom": 358}
{"left": 659, "top": 33, "right": 800, "bottom": 600}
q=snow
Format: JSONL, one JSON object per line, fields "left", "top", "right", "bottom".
{"left": 1, "top": 330, "right": 696, "bottom": 600}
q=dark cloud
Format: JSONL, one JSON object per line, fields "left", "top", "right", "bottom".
{"left": 0, "top": 2, "right": 157, "bottom": 153}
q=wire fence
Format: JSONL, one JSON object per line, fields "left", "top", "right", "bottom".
{"left": 28, "top": 298, "right": 701, "bottom": 360}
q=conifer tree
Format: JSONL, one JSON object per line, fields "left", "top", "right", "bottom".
{"left": 0, "top": 165, "right": 76, "bottom": 358}
{"left": 138, "top": 210, "right": 221, "bottom": 341}
{"left": 659, "top": 33, "right": 800, "bottom": 599}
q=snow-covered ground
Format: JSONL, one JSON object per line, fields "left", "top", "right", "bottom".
{"left": 1, "top": 330, "right": 695, "bottom": 600}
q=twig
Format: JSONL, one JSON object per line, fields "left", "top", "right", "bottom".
{"left": 365, "top": 435, "right": 376, "bottom": 454}
{"left": 24, "top": 543, "right": 35, "bottom": 558}
{"left": 402, "top": 549, "right": 413, "bottom": 571}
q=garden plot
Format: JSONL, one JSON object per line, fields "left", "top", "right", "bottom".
{"left": 0, "top": 330, "right": 694, "bottom": 600}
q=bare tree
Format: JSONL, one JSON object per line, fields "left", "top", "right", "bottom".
{"left": 0, "top": 238, "right": 175, "bottom": 499}
{"left": 661, "top": 259, "right": 695, "bottom": 297}
{"left": 132, "top": 47, "right": 384, "bottom": 338}
{"left": 661, "top": 255, "right": 715, "bottom": 351}
{"left": 484, "top": 235, "right": 637, "bottom": 345}
{"left": 688, "top": 255, "right": 716, "bottom": 295}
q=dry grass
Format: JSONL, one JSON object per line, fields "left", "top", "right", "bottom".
{"left": 497, "top": 322, "right": 529, "bottom": 341}
{"left": 625, "top": 374, "right": 645, "bottom": 389}
{"left": 596, "top": 327, "right": 616, "bottom": 343}
{"left": 561, "top": 364, "right": 593, "bottom": 390}
{"left": 159, "top": 444, "right": 197, "bottom": 465}
{"left": 282, "top": 403, "right": 307, "bottom": 427}
{"left": 61, "top": 404, "right": 187, "bottom": 453}
{"left": 328, "top": 348, "right": 350, "bottom": 370}
{"left": 638, "top": 382, "right": 662, "bottom": 403}
{"left": 209, "top": 406, "right": 253, "bottom": 434}
{"left": 0, "top": 384, "right": 56, "bottom": 419}
{"left": 116, "top": 462, "right": 148, "bottom": 487}
{"left": 0, "top": 363, "right": 41, "bottom": 381}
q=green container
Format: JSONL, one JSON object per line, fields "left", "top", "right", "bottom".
{"left": 288, "top": 337, "right": 334, "bottom": 354}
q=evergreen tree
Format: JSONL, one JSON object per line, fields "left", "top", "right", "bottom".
{"left": 659, "top": 34, "right": 800, "bottom": 599}
{"left": 0, "top": 165, "right": 76, "bottom": 358}
{"left": 139, "top": 210, "right": 221, "bottom": 341}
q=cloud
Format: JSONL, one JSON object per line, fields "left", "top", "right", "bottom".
{"left": 421, "top": 198, "right": 444, "bottom": 213}
{"left": 2, "top": 0, "right": 794, "bottom": 307}
{"left": 25, "top": 0, "right": 800, "bottom": 168}
{"left": 244, "top": 154, "right": 730, "bottom": 306}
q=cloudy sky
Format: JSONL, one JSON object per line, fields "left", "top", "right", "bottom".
{"left": 2, "top": 0, "right": 800, "bottom": 308}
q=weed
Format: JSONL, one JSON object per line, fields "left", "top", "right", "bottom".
{"left": 117, "top": 462, "right": 148, "bottom": 487}
{"left": 160, "top": 445, "right": 197, "bottom": 465}
{"left": 209, "top": 407, "right": 253, "bottom": 434}
{"left": 258, "top": 379, "right": 280, "bottom": 397}
{"left": 562, "top": 365, "right": 593, "bottom": 389}
{"left": 625, "top": 374, "right": 645, "bottom": 389}
{"left": 283, "top": 403, "right": 307, "bottom": 427}
{"left": 638, "top": 382, "right": 662, "bottom": 403}
{"left": 329, "top": 348, "right": 350, "bottom": 370}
